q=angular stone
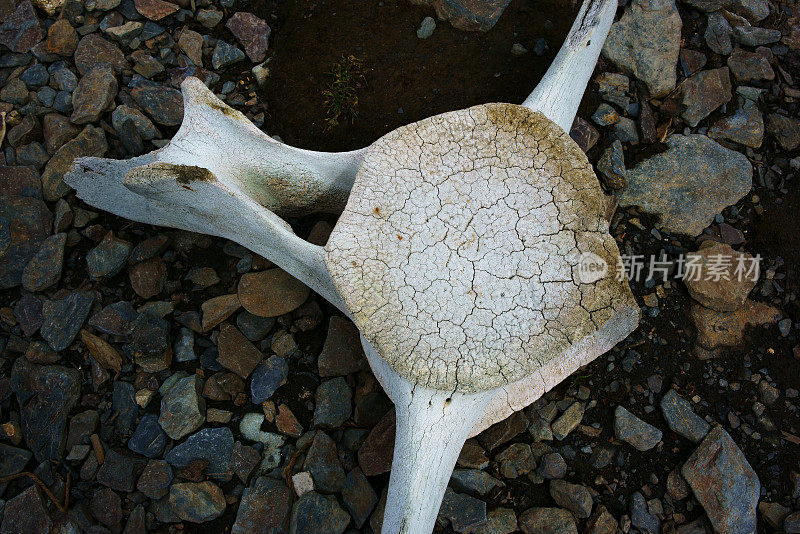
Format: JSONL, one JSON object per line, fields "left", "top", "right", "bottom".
{"left": 342, "top": 468, "right": 377, "bottom": 528}
{"left": 42, "top": 125, "right": 107, "bottom": 201}
{"left": 96, "top": 449, "right": 143, "bottom": 492}
{"left": 128, "top": 413, "right": 167, "bottom": 458}
{"left": 123, "top": 312, "right": 171, "bottom": 371}
{"left": 130, "top": 81, "right": 183, "bottom": 126}
{"left": 232, "top": 440, "right": 260, "bottom": 483}
{"left": 450, "top": 469, "right": 503, "bottom": 497}
{"left": 0, "top": 486, "right": 51, "bottom": 534}
{"left": 226, "top": 12, "right": 270, "bottom": 63}
{"left": 8, "top": 115, "right": 41, "bottom": 148}
{"left": 413, "top": 0, "right": 511, "bottom": 31}
{"left": 89, "top": 487, "right": 122, "bottom": 527}
{"left": 71, "top": 66, "right": 117, "bottom": 125}
{"left": 549, "top": 480, "right": 593, "bottom": 519}
{"left": 178, "top": 28, "right": 203, "bottom": 66}
{"left": 318, "top": 316, "right": 366, "bottom": 376}
{"left": 251, "top": 355, "right": 288, "bottom": 404}
{"left": 217, "top": 322, "right": 263, "bottom": 378}
{"left": 614, "top": 406, "right": 662, "bottom": 451}
{"left": 439, "top": 488, "right": 487, "bottom": 532}
{"left": 137, "top": 459, "right": 172, "bottom": 499}
{"left": 690, "top": 299, "right": 780, "bottom": 350}
{"left": 552, "top": 402, "right": 583, "bottom": 441}
{"left": 618, "top": 134, "right": 752, "bottom": 236}
{"left": 111, "top": 105, "right": 159, "bottom": 141}
{"left": 766, "top": 113, "right": 800, "bottom": 151}
{"left": 0, "top": 1, "right": 43, "bottom": 53}
{"left": 289, "top": 492, "right": 350, "bottom": 534}
{"left": 659, "top": 389, "right": 710, "bottom": 443}
{"left": 14, "top": 294, "right": 44, "bottom": 336}
{"left": 89, "top": 300, "right": 137, "bottom": 336}
{"left": 727, "top": 48, "right": 774, "bottom": 82}
{"left": 87, "top": 231, "right": 132, "bottom": 279}
{"left": 709, "top": 106, "right": 764, "bottom": 148}
{"left": 134, "top": 0, "right": 178, "bottom": 20}
{"left": 569, "top": 117, "right": 600, "bottom": 153}
{"left": 303, "top": 431, "right": 346, "bottom": 494}
{"left": 470, "top": 507, "right": 518, "bottom": 534}
{"left": 203, "top": 371, "right": 245, "bottom": 401}
{"left": 129, "top": 256, "right": 166, "bottom": 298}
{"left": 39, "top": 19, "right": 77, "bottom": 57}
{"left": 602, "top": 0, "right": 682, "bottom": 97}
{"left": 358, "top": 409, "right": 394, "bottom": 476}
{"left": 81, "top": 329, "right": 123, "bottom": 374}
{"left": 165, "top": 426, "right": 234, "bottom": 481}
{"left": 496, "top": 443, "right": 534, "bottom": 479}
{"left": 683, "top": 241, "right": 758, "bottom": 312}
{"left": 238, "top": 269, "right": 310, "bottom": 318}
{"left": 681, "top": 427, "right": 759, "bottom": 534}
{"left": 314, "top": 377, "right": 352, "bottom": 428}
{"left": 0, "top": 166, "right": 41, "bottom": 198}
{"left": 233, "top": 477, "right": 292, "bottom": 534}
{"left": 0, "top": 444, "right": 33, "bottom": 495}
{"left": 705, "top": 12, "right": 732, "bottom": 55}
{"left": 202, "top": 293, "right": 241, "bottom": 331}
{"left": 22, "top": 232, "right": 66, "bottom": 291}
{"left": 169, "top": 481, "right": 226, "bottom": 523}
{"left": 40, "top": 290, "right": 94, "bottom": 352}
{"left": 596, "top": 140, "right": 626, "bottom": 191}
{"left": 74, "top": 34, "right": 127, "bottom": 75}
{"left": 519, "top": 507, "right": 577, "bottom": 534}
{"left": 159, "top": 375, "right": 205, "bottom": 440}
{"left": 681, "top": 67, "right": 731, "bottom": 127}
{"left": 211, "top": 40, "right": 245, "bottom": 69}
{"left": 43, "top": 113, "right": 80, "bottom": 154}
{"left": 0, "top": 195, "right": 52, "bottom": 288}
{"left": 630, "top": 491, "right": 660, "bottom": 533}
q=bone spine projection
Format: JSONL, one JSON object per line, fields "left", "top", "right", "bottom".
{"left": 65, "top": 1, "right": 639, "bottom": 532}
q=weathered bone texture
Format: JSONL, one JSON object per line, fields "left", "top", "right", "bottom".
{"left": 523, "top": 0, "right": 618, "bottom": 131}
{"left": 326, "top": 103, "right": 637, "bottom": 393}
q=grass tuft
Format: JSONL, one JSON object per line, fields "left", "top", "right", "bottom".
{"left": 322, "top": 55, "right": 364, "bottom": 129}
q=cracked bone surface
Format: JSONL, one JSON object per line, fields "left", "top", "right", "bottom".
{"left": 65, "top": 1, "right": 637, "bottom": 532}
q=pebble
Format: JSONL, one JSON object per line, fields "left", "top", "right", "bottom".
{"left": 614, "top": 406, "right": 662, "bottom": 451}
{"left": 238, "top": 268, "right": 310, "bottom": 317}
{"left": 128, "top": 413, "right": 167, "bottom": 458}
{"left": 0, "top": 486, "right": 52, "bottom": 534}
{"left": 89, "top": 487, "right": 122, "bottom": 527}
{"left": 134, "top": 0, "right": 179, "bottom": 20}
{"left": 733, "top": 26, "right": 782, "bottom": 46}
{"left": 659, "top": 389, "right": 710, "bottom": 443}
{"left": 74, "top": 34, "right": 127, "bottom": 75}
{"left": 303, "top": 431, "right": 346, "bottom": 493}
{"left": 683, "top": 241, "right": 758, "bottom": 312}
{"left": 0, "top": 444, "right": 32, "bottom": 495}
{"left": 552, "top": 402, "right": 584, "bottom": 441}
{"left": 87, "top": 231, "right": 132, "bottom": 279}
{"left": 201, "top": 293, "right": 241, "bottom": 331}
{"left": 137, "top": 459, "right": 173, "bottom": 499}
{"left": 251, "top": 355, "right": 288, "bottom": 404}
{"left": 158, "top": 375, "right": 205, "bottom": 440}
{"left": 232, "top": 440, "right": 260, "bottom": 482}
{"left": 71, "top": 66, "right": 117, "bottom": 124}
{"left": 165, "top": 426, "right": 234, "bottom": 481}
{"left": 537, "top": 452, "right": 567, "bottom": 479}
{"left": 111, "top": 105, "right": 159, "bottom": 141}
{"left": 549, "top": 480, "right": 593, "bottom": 519}
{"left": 217, "top": 322, "right": 263, "bottom": 378}
{"left": 318, "top": 316, "right": 366, "bottom": 376}
{"left": 681, "top": 427, "right": 760, "bottom": 534}
{"left": 40, "top": 290, "right": 94, "bottom": 351}
{"left": 417, "top": 16, "right": 436, "bottom": 39}
{"left": 0, "top": 1, "right": 44, "bottom": 53}
{"left": 97, "top": 450, "right": 142, "bottom": 492}
{"left": 0, "top": 195, "right": 53, "bottom": 288}
{"left": 630, "top": 491, "right": 660, "bottom": 534}
{"left": 123, "top": 312, "right": 172, "bottom": 371}
{"left": 129, "top": 256, "right": 167, "bottom": 298}
{"left": 226, "top": 12, "right": 270, "bottom": 63}
{"left": 212, "top": 40, "right": 245, "bottom": 69}
{"left": 727, "top": 47, "right": 774, "bottom": 81}
{"left": 709, "top": 105, "right": 764, "bottom": 148}
{"left": 314, "top": 377, "right": 352, "bottom": 428}
{"left": 681, "top": 67, "right": 732, "bottom": 127}
{"left": 450, "top": 469, "right": 504, "bottom": 497}
{"left": 42, "top": 124, "right": 107, "bottom": 201}
{"left": 169, "top": 481, "right": 226, "bottom": 523}
{"left": 439, "top": 488, "right": 487, "bottom": 533}
{"left": 236, "top": 310, "right": 275, "bottom": 341}
{"left": 130, "top": 80, "right": 183, "bottom": 126}
{"left": 233, "top": 477, "right": 292, "bottom": 532}
{"left": 289, "top": 492, "right": 350, "bottom": 534}
{"left": 22, "top": 232, "right": 66, "bottom": 291}
{"left": 690, "top": 299, "right": 780, "bottom": 351}
{"left": 766, "top": 113, "right": 800, "bottom": 151}
{"left": 20, "top": 64, "right": 49, "bottom": 87}
{"left": 597, "top": 140, "right": 627, "bottom": 190}
{"left": 196, "top": 8, "right": 223, "bottom": 28}
{"left": 496, "top": 443, "right": 534, "bottom": 478}
{"left": 519, "top": 506, "right": 577, "bottom": 534}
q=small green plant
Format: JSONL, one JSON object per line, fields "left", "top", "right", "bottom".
{"left": 322, "top": 55, "right": 364, "bottom": 128}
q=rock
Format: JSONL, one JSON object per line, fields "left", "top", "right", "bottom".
{"left": 596, "top": 72, "right": 630, "bottom": 109}
{"left": 314, "top": 377, "right": 352, "bottom": 428}
{"left": 0, "top": 1, "right": 43, "bottom": 53}
{"left": 197, "top": 8, "right": 223, "bottom": 28}
{"left": 496, "top": 443, "right": 534, "bottom": 478}
{"left": 40, "top": 290, "right": 94, "bottom": 351}
{"left": 450, "top": 469, "right": 503, "bottom": 498}
{"left": 251, "top": 355, "right": 288, "bottom": 404}
{"left": 0, "top": 166, "right": 40, "bottom": 198}
{"left": 130, "top": 81, "right": 183, "bottom": 126}
{"left": 358, "top": 409, "right": 395, "bottom": 476}
{"left": 341, "top": 468, "right": 377, "bottom": 528}
{"left": 22, "top": 232, "right": 66, "bottom": 291}
{"left": 584, "top": 506, "right": 617, "bottom": 534}
{"left": 683, "top": 241, "right": 758, "bottom": 312}
{"left": 785, "top": 512, "right": 800, "bottom": 533}
{"left": 169, "top": 481, "right": 226, "bottom": 523}
{"left": 596, "top": 140, "right": 627, "bottom": 190}
{"left": 111, "top": 105, "right": 158, "bottom": 141}
{"left": 537, "top": 452, "right": 567, "bottom": 479}
{"left": 38, "top": 19, "right": 77, "bottom": 57}
{"left": 318, "top": 316, "right": 365, "bottom": 376}
{"left": 690, "top": 299, "right": 780, "bottom": 350}
{"left": 239, "top": 413, "right": 285, "bottom": 471}
{"left": 549, "top": 480, "right": 593, "bottom": 519}
{"left": 519, "top": 507, "right": 577, "bottom": 534}
{"left": 137, "top": 459, "right": 173, "bottom": 499}
{"left": 71, "top": 66, "right": 117, "bottom": 125}
{"left": 727, "top": 48, "right": 774, "bottom": 81}
{"left": 134, "top": 0, "right": 178, "bottom": 20}
{"left": 217, "top": 322, "right": 263, "bottom": 378}
{"left": 128, "top": 413, "right": 167, "bottom": 458}
{"left": 552, "top": 402, "right": 583, "bottom": 441}
{"left": 14, "top": 293, "right": 44, "bottom": 336}
{"left": 289, "top": 492, "right": 350, "bottom": 534}
{"left": 766, "top": 114, "right": 800, "bottom": 151}
{"left": 232, "top": 441, "right": 260, "bottom": 483}
{"left": 733, "top": 26, "right": 781, "bottom": 46}
{"left": 89, "top": 487, "right": 122, "bottom": 527}
{"left": 202, "top": 293, "right": 240, "bottom": 331}
{"left": 165, "top": 427, "right": 234, "bottom": 481}
{"left": 236, "top": 310, "right": 274, "bottom": 341}
{"left": 569, "top": 117, "right": 600, "bottom": 153}
{"left": 232, "top": 477, "right": 292, "bottom": 534}
{"left": 226, "top": 12, "right": 270, "bottom": 63}
{"left": 304, "top": 431, "right": 346, "bottom": 494}
{"left": 0, "top": 444, "right": 33, "bottom": 495}
{"left": 414, "top": 0, "right": 511, "bottom": 31}
{"left": 469, "top": 507, "right": 517, "bottom": 534}
{"left": 681, "top": 67, "right": 731, "bottom": 127}
{"left": 87, "top": 231, "right": 132, "bottom": 279}
{"left": 178, "top": 28, "right": 203, "bottom": 66}
{"left": 123, "top": 312, "right": 172, "bottom": 371}
{"left": 758, "top": 502, "right": 790, "bottom": 530}
{"left": 74, "top": 34, "right": 127, "bottom": 75}
{"left": 8, "top": 115, "right": 41, "bottom": 147}
{"left": 43, "top": 113, "right": 80, "bottom": 154}
{"left": 276, "top": 404, "right": 303, "bottom": 437}
{"left": 0, "top": 486, "right": 51, "bottom": 534}
{"left": 630, "top": 491, "right": 660, "bottom": 534}
{"left": 618, "top": 134, "right": 752, "bottom": 236}
{"left": 238, "top": 269, "right": 310, "bottom": 317}
{"left": 130, "top": 50, "right": 165, "bottom": 78}
{"left": 681, "top": 427, "right": 759, "bottom": 534}
{"left": 439, "top": 488, "right": 487, "bottom": 532}
{"left": 705, "top": 12, "right": 732, "bottom": 55}
{"left": 97, "top": 449, "right": 142, "bottom": 492}
{"left": 659, "top": 389, "right": 710, "bottom": 443}
{"left": 212, "top": 40, "right": 245, "bottom": 69}
{"left": 614, "top": 406, "right": 662, "bottom": 451}
{"left": 0, "top": 195, "right": 52, "bottom": 288}
{"left": 602, "top": 0, "right": 682, "bottom": 97}
{"left": 42, "top": 125, "right": 107, "bottom": 201}
{"left": 417, "top": 16, "right": 436, "bottom": 39}
{"left": 203, "top": 371, "right": 245, "bottom": 401}
{"left": 159, "top": 375, "right": 205, "bottom": 440}
{"left": 174, "top": 327, "right": 196, "bottom": 363}
{"left": 709, "top": 106, "right": 764, "bottom": 148}
{"left": 129, "top": 256, "right": 166, "bottom": 298}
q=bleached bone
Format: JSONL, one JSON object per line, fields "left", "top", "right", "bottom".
{"left": 65, "top": 1, "right": 636, "bottom": 533}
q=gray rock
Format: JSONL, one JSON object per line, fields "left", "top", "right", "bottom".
{"left": 602, "top": 0, "right": 682, "bottom": 97}
{"left": 71, "top": 66, "right": 117, "bottom": 124}
{"left": 0, "top": 444, "right": 33, "bottom": 495}
{"left": 87, "top": 231, "right": 132, "bottom": 279}
{"left": 417, "top": 16, "right": 436, "bottom": 39}
{"left": 597, "top": 140, "right": 627, "bottom": 190}
{"left": 439, "top": 488, "right": 487, "bottom": 533}
{"left": 660, "top": 389, "right": 711, "bottom": 443}
{"left": 730, "top": 0, "right": 769, "bottom": 21}
{"left": 40, "top": 290, "right": 94, "bottom": 352}
{"left": 169, "top": 481, "right": 226, "bottom": 523}
{"left": 469, "top": 508, "right": 517, "bottom": 534}
{"left": 251, "top": 355, "right": 288, "bottom": 404}
{"left": 681, "top": 67, "right": 732, "bottom": 127}
{"left": 450, "top": 469, "right": 504, "bottom": 497}
{"left": 0, "top": 195, "right": 52, "bottom": 289}
{"left": 552, "top": 402, "right": 584, "bottom": 440}
{"left": 705, "top": 12, "right": 732, "bottom": 56}
{"left": 289, "top": 492, "right": 350, "bottom": 534}
{"left": 97, "top": 450, "right": 142, "bottom": 492}
{"left": 137, "top": 459, "right": 173, "bottom": 499}
{"left": 165, "top": 427, "right": 234, "bottom": 481}
{"left": 341, "top": 468, "right": 377, "bottom": 528}
{"left": 232, "top": 477, "right": 292, "bottom": 533}
{"left": 766, "top": 113, "right": 800, "bottom": 151}
{"left": 0, "top": 486, "right": 51, "bottom": 534}
{"left": 549, "top": 480, "right": 593, "bottom": 518}
{"left": 313, "top": 377, "right": 352, "bottom": 428}
{"left": 20, "top": 64, "right": 49, "bottom": 87}
{"left": 128, "top": 413, "right": 167, "bottom": 458}
{"left": 303, "top": 431, "right": 346, "bottom": 494}
{"left": 537, "top": 452, "right": 567, "bottom": 479}
{"left": 22, "top": 232, "right": 66, "bottom": 292}
{"left": 733, "top": 26, "right": 781, "bottom": 46}
{"left": 727, "top": 48, "right": 774, "bottom": 82}
{"left": 681, "top": 427, "right": 759, "bottom": 534}
{"left": 519, "top": 507, "right": 577, "bottom": 534}
{"left": 173, "top": 327, "right": 196, "bottom": 363}
{"left": 614, "top": 406, "right": 662, "bottom": 451}
{"left": 618, "top": 134, "right": 752, "bottom": 236}
{"left": 159, "top": 375, "right": 205, "bottom": 440}
{"left": 496, "top": 443, "right": 534, "bottom": 478}
{"left": 130, "top": 79, "right": 183, "bottom": 126}
{"left": 113, "top": 380, "right": 137, "bottom": 434}
{"left": 709, "top": 106, "right": 764, "bottom": 148}
{"left": 123, "top": 312, "right": 171, "bottom": 372}
{"left": 111, "top": 105, "right": 159, "bottom": 140}
{"left": 211, "top": 40, "right": 245, "bottom": 69}
{"left": 630, "top": 491, "right": 660, "bottom": 534}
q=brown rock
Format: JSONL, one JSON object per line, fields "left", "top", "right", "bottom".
{"left": 318, "top": 316, "right": 366, "bottom": 376}
{"left": 238, "top": 268, "right": 310, "bottom": 317}
{"left": 202, "top": 371, "right": 245, "bottom": 401}
{"left": 766, "top": 113, "right": 800, "bottom": 151}
{"left": 74, "top": 34, "right": 128, "bottom": 75}
{"left": 71, "top": 66, "right": 118, "bottom": 125}
{"left": 134, "top": 0, "right": 179, "bottom": 20}
{"left": 0, "top": 1, "right": 43, "bottom": 53}
{"left": 129, "top": 257, "right": 166, "bottom": 298}
{"left": 40, "top": 19, "right": 78, "bottom": 56}
{"left": 358, "top": 409, "right": 395, "bottom": 476}
{"left": 201, "top": 293, "right": 240, "bottom": 331}
{"left": 0, "top": 166, "right": 41, "bottom": 198}
{"left": 569, "top": 116, "right": 600, "bottom": 153}
{"left": 80, "top": 329, "right": 122, "bottom": 373}
{"left": 683, "top": 241, "right": 759, "bottom": 312}
{"left": 727, "top": 47, "right": 774, "bottom": 82}
{"left": 43, "top": 113, "right": 81, "bottom": 154}
{"left": 177, "top": 28, "right": 203, "bottom": 66}
{"left": 8, "top": 114, "right": 41, "bottom": 148}
{"left": 217, "top": 322, "right": 263, "bottom": 378}
{"left": 226, "top": 12, "right": 270, "bottom": 63}
{"left": 276, "top": 404, "right": 303, "bottom": 437}
{"left": 42, "top": 125, "right": 107, "bottom": 201}
{"left": 690, "top": 299, "right": 781, "bottom": 350}
{"left": 22, "top": 232, "right": 66, "bottom": 292}
{"left": 681, "top": 67, "right": 732, "bottom": 127}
